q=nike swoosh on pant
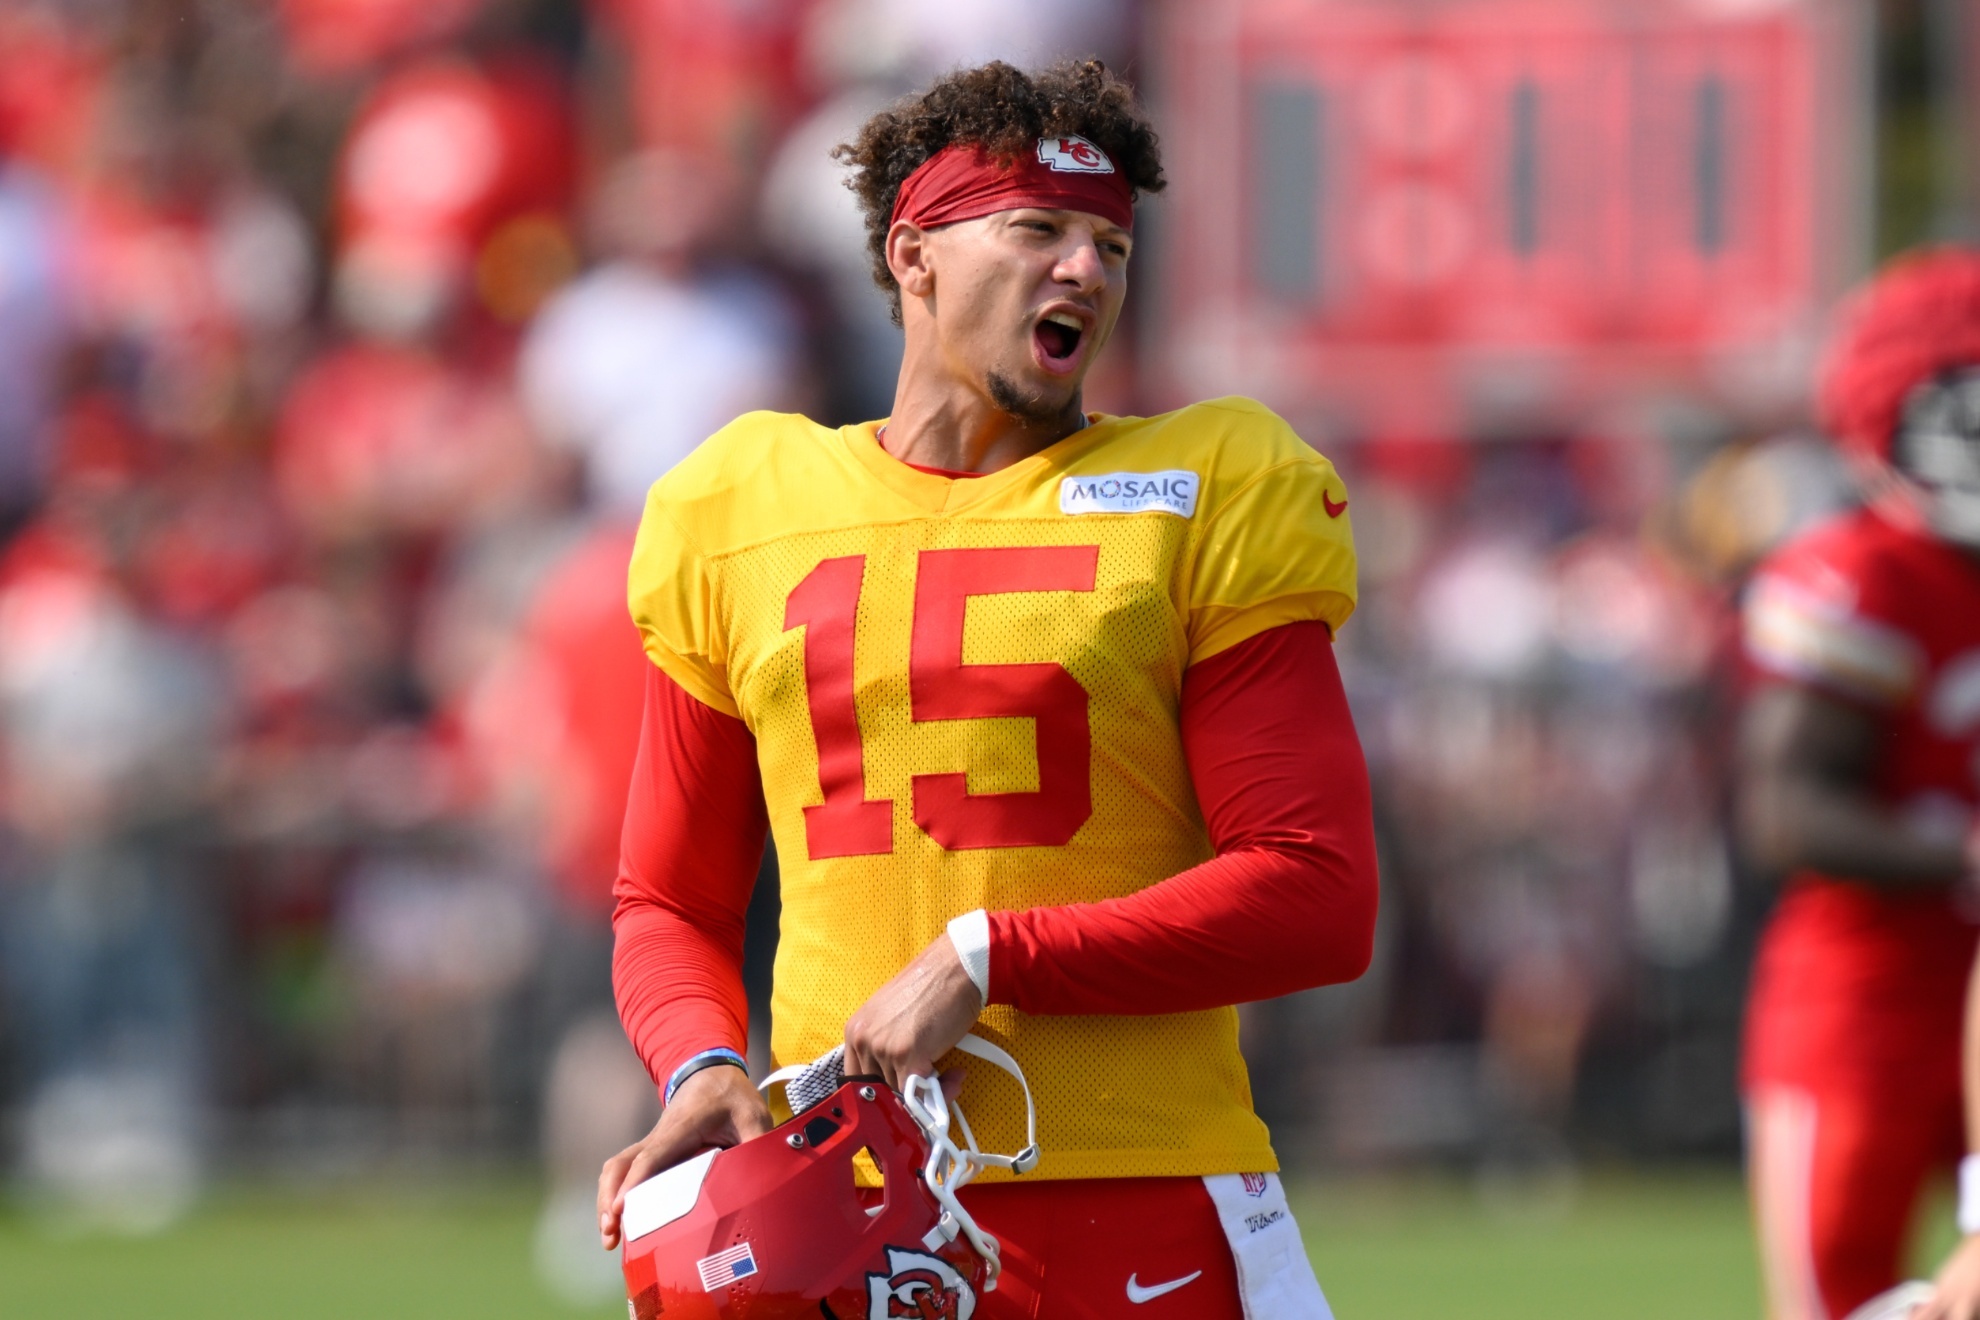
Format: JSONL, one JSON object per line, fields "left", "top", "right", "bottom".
{"left": 1126, "top": 1270, "right": 1204, "bottom": 1304}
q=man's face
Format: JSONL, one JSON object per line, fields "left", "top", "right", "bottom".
{"left": 1896, "top": 366, "right": 1980, "bottom": 548}
{"left": 915, "top": 208, "right": 1131, "bottom": 422}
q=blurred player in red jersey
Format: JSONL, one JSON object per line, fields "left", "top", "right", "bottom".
{"left": 594, "top": 60, "right": 1379, "bottom": 1318}
{"left": 1741, "top": 249, "right": 1980, "bottom": 1320}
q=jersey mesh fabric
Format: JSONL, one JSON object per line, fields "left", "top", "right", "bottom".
{"left": 626, "top": 398, "right": 1357, "bottom": 1180}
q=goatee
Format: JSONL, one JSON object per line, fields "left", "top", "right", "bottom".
{"left": 986, "top": 370, "right": 1081, "bottom": 429}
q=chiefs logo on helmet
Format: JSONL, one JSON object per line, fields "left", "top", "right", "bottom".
{"left": 1036, "top": 135, "right": 1116, "bottom": 175}
{"left": 867, "top": 1247, "right": 976, "bottom": 1320}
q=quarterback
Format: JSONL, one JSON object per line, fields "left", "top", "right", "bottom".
{"left": 597, "top": 60, "right": 1379, "bottom": 1318}
{"left": 1741, "top": 249, "right": 1980, "bottom": 1320}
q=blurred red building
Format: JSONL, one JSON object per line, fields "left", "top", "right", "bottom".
{"left": 1151, "top": 0, "right": 1870, "bottom": 436}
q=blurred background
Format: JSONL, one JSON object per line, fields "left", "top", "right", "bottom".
{"left": 0, "top": 0, "right": 1966, "bottom": 1315}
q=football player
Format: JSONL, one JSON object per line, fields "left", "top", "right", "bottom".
{"left": 1741, "top": 248, "right": 1980, "bottom": 1320}
{"left": 595, "top": 59, "right": 1379, "bottom": 1318}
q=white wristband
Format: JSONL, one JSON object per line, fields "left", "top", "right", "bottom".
{"left": 946, "top": 909, "right": 991, "bottom": 1007}
{"left": 1961, "top": 1154, "right": 1980, "bottom": 1235}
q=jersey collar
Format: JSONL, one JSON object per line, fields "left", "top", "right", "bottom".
{"left": 841, "top": 417, "right": 1112, "bottom": 514}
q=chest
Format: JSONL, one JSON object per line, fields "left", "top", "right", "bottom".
{"left": 713, "top": 512, "right": 1218, "bottom": 874}
{"left": 712, "top": 518, "right": 1201, "bottom": 861}
{"left": 716, "top": 515, "right": 1194, "bottom": 718}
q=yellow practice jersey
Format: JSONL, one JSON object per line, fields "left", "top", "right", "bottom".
{"left": 627, "top": 396, "right": 1357, "bottom": 1181}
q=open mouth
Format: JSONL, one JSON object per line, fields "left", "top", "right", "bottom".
{"left": 1033, "top": 312, "right": 1086, "bottom": 370}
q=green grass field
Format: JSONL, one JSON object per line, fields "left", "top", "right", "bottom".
{"left": 0, "top": 1167, "right": 1937, "bottom": 1319}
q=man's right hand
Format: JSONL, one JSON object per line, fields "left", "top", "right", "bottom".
{"left": 597, "top": 1063, "right": 772, "bottom": 1250}
{"left": 1922, "top": 1235, "right": 1980, "bottom": 1320}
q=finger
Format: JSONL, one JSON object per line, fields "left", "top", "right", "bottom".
{"left": 600, "top": 1135, "right": 688, "bottom": 1250}
{"left": 894, "top": 1056, "right": 937, "bottom": 1099}
{"left": 841, "top": 1030, "right": 874, "bottom": 1081}
{"left": 618, "top": 1140, "right": 684, "bottom": 1207}
{"left": 938, "top": 1067, "right": 967, "bottom": 1104}
{"left": 604, "top": 1147, "right": 666, "bottom": 1248}
{"left": 628, "top": 1117, "right": 715, "bottom": 1191}
{"left": 594, "top": 1147, "right": 633, "bottom": 1226}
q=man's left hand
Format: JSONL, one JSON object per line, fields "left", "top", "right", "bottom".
{"left": 843, "top": 933, "right": 984, "bottom": 1096}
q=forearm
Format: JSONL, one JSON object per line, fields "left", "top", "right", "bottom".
{"left": 613, "top": 900, "right": 750, "bottom": 1089}
{"left": 1742, "top": 777, "right": 1967, "bottom": 886}
{"left": 612, "top": 665, "right": 769, "bottom": 1094}
{"left": 988, "top": 844, "right": 1374, "bottom": 1015}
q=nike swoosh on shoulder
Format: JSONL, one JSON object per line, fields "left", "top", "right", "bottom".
{"left": 1126, "top": 1270, "right": 1204, "bottom": 1304}
{"left": 1323, "top": 492, "right": 1348, "bottom": 518}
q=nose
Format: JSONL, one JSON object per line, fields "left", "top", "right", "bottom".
{"left": 1052, "top": 236, "right": 1106, "bottom": 296}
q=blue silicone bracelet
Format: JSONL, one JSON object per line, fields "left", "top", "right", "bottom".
{"left": 664, "top": 1047, "right": 748, "bottom": 1105}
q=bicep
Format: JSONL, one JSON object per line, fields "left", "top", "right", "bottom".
{"left": 1181, "top": 618, "right": 1373, "bottom": 856}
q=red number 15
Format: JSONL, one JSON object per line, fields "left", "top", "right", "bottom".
{"left": 782, "top": 546, "right": 1099, "bottom": 860}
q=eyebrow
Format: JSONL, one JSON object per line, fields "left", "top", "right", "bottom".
{"left": 1011, "top": 208, "right": 1131, "bottom": 240}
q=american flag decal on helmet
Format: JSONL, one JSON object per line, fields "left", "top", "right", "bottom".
{"left": 697, "top": 1242, "right": 759, "bottom": 1291}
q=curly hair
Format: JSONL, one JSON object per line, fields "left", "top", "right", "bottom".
{"left": 832, "top": 59, "right": 1166, "bottom": 324}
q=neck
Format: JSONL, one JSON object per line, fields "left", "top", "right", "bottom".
{"left": 879, "top": 338, "right": 1086, "bottom": 475}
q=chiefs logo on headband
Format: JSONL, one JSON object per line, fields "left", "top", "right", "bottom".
{"left": 1037, "top": 136, "right": 1115, "bottom": 175}
{"left": 891, "top": 136, "right": 1134, "bottom": 232}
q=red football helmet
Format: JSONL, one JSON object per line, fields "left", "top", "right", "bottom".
{"left": 621, "top": 1035, "right": 1038, "bottom": 1320}
{"left": 1820, "top": 247, "right": 1980, "bottom": 546}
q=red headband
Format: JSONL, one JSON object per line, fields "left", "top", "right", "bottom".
{"left": 889, "top": 135, "right": 1134, "bottom": 233}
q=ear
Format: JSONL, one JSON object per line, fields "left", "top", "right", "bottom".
{"left": 886, "top": 220, "right": 936, "bottom": 301}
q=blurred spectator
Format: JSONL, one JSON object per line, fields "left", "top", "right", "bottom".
{"left": 462, "top": 523, "right": 653, "bottom": 1302}
{"left": 520, "top": 148, "right": 805, "bottom": 513}
{"left": 1311, "top": 435, "right": 1751, "bottom": 1179}
{"left": 760, "top": 87, "right": 902, "bottom": 420}
{"left": 591, "top": 0, "right": 815, "bottom": 169}
{"left": 509, "top": 141, "right": 802, "bottom": 1293}
{"left": 0, "top": 501, "right": 229, "bottom": 1230}
{"left": 0, "top": 160, "right": 68, "bottom": 539}
{"left": 331, "top": 53, "right": 576, "bottom": 342}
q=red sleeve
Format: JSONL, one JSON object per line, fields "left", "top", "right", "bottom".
{"left": 612, "top": 664, "right": 768, "bottom": 1095}
{"left": 986, "top": 619, "right": 1378, "bottom": 1014}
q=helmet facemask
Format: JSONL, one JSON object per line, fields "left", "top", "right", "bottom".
{"left": 1893, "top": 367, "right": 1980, "bottom": 548}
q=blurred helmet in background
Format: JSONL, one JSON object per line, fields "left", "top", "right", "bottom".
{"left": 333, "top": 55, "right": 577, "bottom": 339}
{"left": 1819, "top": 247, "right": 1980, "bottom": 547}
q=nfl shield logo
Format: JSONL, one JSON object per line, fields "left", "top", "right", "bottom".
{"left": 1240, "top": 1173, "right": 1269, "bottom": 1198}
